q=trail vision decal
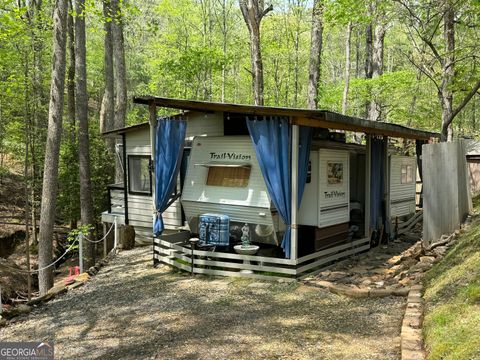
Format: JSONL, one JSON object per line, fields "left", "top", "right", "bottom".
{"left": 210, "top": 152, "right": 251, "bottom": 161}
{"left": 324, "top": 190, "right": 346, "bottom": 199}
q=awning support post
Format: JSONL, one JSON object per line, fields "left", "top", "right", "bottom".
{"left": 149, "top": 101, "right": 158, "bottom": 265}
{"left": 291, "top": 124, "right": 299, "bottom": 261}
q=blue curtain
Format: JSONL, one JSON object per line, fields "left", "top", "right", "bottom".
{"left": 153, "top": 117, "right": 187, "bottom": 236}
{"left": 298, "top": 126, "right": 313, "bottom": 207}
{"left": 247, "top": 116, "right": 312, "bottom": 258}
{"left": 370, "top": 137, "right": 385, "bottom": 229}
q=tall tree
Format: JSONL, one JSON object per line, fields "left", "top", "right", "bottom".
{"left": 99, "top": 0, "right": 115, "bottom": 153}
{"left": 37, "top": 0, "right": 69, "bottom": 295}
{"left": 75, "top": 0, "right": 95, "bottom": 267}
{"left": 307, "top": 0, "right": 323, "bottom": 109}
{"left": 239, "top": 0, "right": 273, "bottom": 105}
{"left": 342, "top": 21, "right": 352, "bottom": 114}
{"left": 111, "top": 0, "right": 127, "bottom": 181}
{"left": 397, "top": 0, "right": 480, "bottom": 141}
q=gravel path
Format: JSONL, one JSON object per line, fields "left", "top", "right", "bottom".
{"left": 1, "top": 247, "right": 405, "bottom": 359}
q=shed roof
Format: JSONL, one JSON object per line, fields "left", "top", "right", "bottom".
{"left": 104, "top": 96, "right": 439, "bottom": 140}
{"left": 132, "top": 96, "right": 438, "bottom": 140}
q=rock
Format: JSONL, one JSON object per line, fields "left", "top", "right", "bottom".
{"left": 311, "top": 280, "right": 333, "bottom": 289}
{"left": 76, "top": 273, "right": 90, "bottom": 282}
{"left": 0, "top": 317, "right": 6, "bottom": 327}
{"left": 361, "top": 279, "right": 372, "bottom": 286}
{"left": 67, "top": 281, "right": 85, "bottom": 290}
{"left": 433, "top": 246, "right": 448, "bottom": 257}
{"left": 48, "top": 283, "right": 67, "bottom": 296}
{"left": 374, "top": 281, "right": 385, "bottom": 287}
{"left": 247, "top": 282, "right": 271, "bottom": 289}
{"left": 419, "top": 256, "right": 435, "bottom": 264}
{"left": 2, "top": 304, "right": 32, "bottom": 319}
{"left": 327, "top": 271, "right": 349, "bottom": 280}
{"left": 371, "top": 268, "right": 388, "bottom": 275}
{"left": 329, "top": 284, "right": 369, "bottom": 298}
{"left": 87, "top": 267, "right": 98, "bottom": 276}
{"left": 369, "top": 288, "right": 394, "bottom": 297}
{"left": 388, "top": 255, "right": 403, "bottom": 266}
{"left": 410, "top": 262, "right": 432, "bottom": 272}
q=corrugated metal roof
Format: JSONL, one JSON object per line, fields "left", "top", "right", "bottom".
{"left": 132, "top": 96, "right": 439, "bottom": 140}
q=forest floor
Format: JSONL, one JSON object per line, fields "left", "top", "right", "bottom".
{"left": 0, "top": 246, "right": 405, "bottom": 360}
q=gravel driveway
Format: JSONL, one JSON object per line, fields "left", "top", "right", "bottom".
{"left": 1, "top": 247, "right": 405, "bottom": 359}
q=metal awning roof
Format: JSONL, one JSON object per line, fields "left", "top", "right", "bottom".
{"left": 105, "top": 96, "right": 440, "bottom": 140}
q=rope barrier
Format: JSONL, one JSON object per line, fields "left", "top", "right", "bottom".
{"left": 81, "top": 222, "right": 115, "bottom": 244}
{"left": 1, "top": 222, "right": 117, "bottom": 275}
{"left": 0, "top": 237, "right": 78, "bottom": 275}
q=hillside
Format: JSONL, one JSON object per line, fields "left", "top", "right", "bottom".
{"left": 423, "top": 198, "right": 480, "bottom": 359}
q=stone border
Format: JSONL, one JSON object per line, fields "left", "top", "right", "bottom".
{"left": 302, "top": 280, "right": 410, "bottom": 298}
{"left": 401, "top": 284, "right": 425, "bottom": 360}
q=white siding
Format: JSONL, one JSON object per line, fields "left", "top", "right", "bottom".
{"left": 318, "top": 149, "right": 350, "bottom": 227}
{"left": 124, "top": 127, "right": 181, "bottom": 229}
{"left": 389, "top": 155, "right": 417, "bottom": 218}
{"left": 185, "top": 111, "right": 224, "bottom": 138}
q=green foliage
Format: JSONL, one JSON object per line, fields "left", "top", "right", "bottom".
{"left": 66, "top": 224, "right": 96, "bottom": 251}
{"left": 423, "top": 199, "right": 480, "bottom": 359}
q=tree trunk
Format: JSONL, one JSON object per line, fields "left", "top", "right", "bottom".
{"left": 307, "top": 0, "right": 323, "bottom": 110}
{"left": 75, "top": 0, "right": 95, "bottom": 268}
{"left": 111, "top": 0, "right": 127, "bottom": 181}
{"left": 99, "top": 0, "right": 115, "bottom": 153}
{"left": 67, "top": 0, "right": 78, "bottom": 230}
{"left": 342, "top": 21, "right": 352, "bottom": 115}
{"left": 37, "top": 0, "right": 68, "bottom": 295}
{"left": 368, "top": 24, "right": 386, "bottom": 121}
{"left": 239, "top": 0, "right": 272, "bottom": 106}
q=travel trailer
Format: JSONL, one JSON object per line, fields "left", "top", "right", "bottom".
{"left": 101, "top": 96, "right": 437, "bottom": 279}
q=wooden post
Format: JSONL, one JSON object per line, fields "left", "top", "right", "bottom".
{"left": 79, "top": 232, "right": 84, "bottom": 273}
{"left": 149, "top": 101, "right": 158, "bottom": 264}
{"left": 365, "top": 134, "right": 372, "bottom": 239}
{"left": 103, "top": 222, "right": 107, "bottom": 258}
{"left": 291, "top": 124, "right": 299, "bottom": 261}
{"left": 122, "top": 133, "right": 129, "bottom": 224}
{"left": 383, "top": 136, "right": 391, "bottom": 240}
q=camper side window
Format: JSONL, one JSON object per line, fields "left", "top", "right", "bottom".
{"left": 401, "top": 164, "right": 414, "bottom": 184}
{"left": 206, "top": 166, "right": 251, "bottom": 187}
{"left": 128, "top": 155, "right": 152, "bottom": 195}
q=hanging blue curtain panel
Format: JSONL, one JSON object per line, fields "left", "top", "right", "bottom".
{"left": 247, "top": 116, "right": 312, "bottom": 258}
{"left": 154, "top": 117, "right": 187, "bottom": 236}
{"left": 370, "top": 137, "right": 386, "bottom": 230}
{"left": 298, "top": 126, "right": 313, "bottom": 207}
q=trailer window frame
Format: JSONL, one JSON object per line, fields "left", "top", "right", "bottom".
{"left": 401, "top": 164, "right": 414, "bottom": 184}
{"left": 127, "top": 155, "right": 152, "bottom": 196}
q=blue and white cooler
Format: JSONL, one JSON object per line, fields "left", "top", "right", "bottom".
{"left": 198, "top": 213, "right": 230, "bottom": 246}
